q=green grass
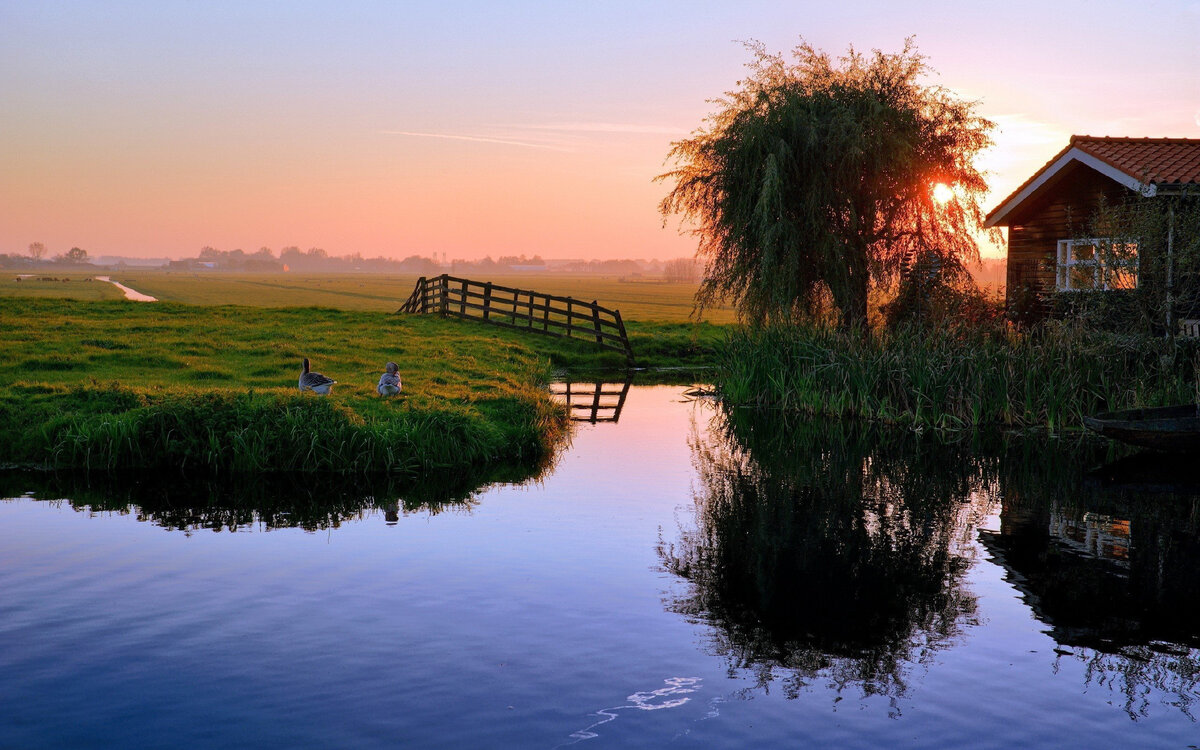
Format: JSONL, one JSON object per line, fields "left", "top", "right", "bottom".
{"left": 0, "top": 270, "right": 728, "bottom": 474}
{"left": 0, "top": 274, "right": 125, "bottom": 301}
{"left": 717, "top": 322, "right": 1200, "bottom": 430}
{"left": 0, "top": 298, "right": 575, "bottom": 473}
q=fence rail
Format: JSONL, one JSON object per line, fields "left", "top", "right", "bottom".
{"left": 399, "top": 274, "right": 634, "bottom": 363}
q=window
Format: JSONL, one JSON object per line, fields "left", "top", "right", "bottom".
{"left": 1056, "top": 238, "right": 1138, "bottom": 291}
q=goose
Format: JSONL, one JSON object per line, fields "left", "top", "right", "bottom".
{"left": 377, "top": 361, "right": 402, "bottom": 396}
{"left": 299, "top": 357, "right": 336, "bottom": 395}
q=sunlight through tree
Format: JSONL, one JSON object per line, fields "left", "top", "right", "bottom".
{"left": 659, "top": 39, "right": 994, "bottom": 327}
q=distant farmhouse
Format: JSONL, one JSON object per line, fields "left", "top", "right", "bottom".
{"left": 985, "top": 136, "right": 1200, "bottom": 320}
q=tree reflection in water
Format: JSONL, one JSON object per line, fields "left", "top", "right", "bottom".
{"left": 659, "top": 406, "right": 997, "bottom": 701}
{"left": 662, "top": 403, "right": 1200, "bottom": 717}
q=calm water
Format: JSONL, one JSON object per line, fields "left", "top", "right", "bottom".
{"left": 2, "top": 386, "right": 1199, "bottom": 749}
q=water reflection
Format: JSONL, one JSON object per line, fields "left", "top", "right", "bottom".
{"left": 660, "top": 408, "right": 993, "bottom": 700}
{"left": 549, "top": 377, "right": 632, "bottom": 423}
{"left": 988, "top": 449, "right": 1200, "bottom": 718}
{"left": 0, "top": 468, "right": 513, "bottom": 533}
{"left": 663, "top": 404, "right": 1200, "bottom": 714}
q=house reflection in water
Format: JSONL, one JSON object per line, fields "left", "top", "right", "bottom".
{"left": 663, "top": 404, "right": 1200, "bottom": 715}
{"left": 981, "top": 477, "right": 1200, "bottom": 718}
{"left": 1048, "top": 511, "right": 1131, "bottom": 563}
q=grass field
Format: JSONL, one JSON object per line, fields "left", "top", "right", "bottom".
{"left": 0, "top": 297, "right": 583, "bottom": 474}
{"left": 68, "top": 271, "right": 738, "bottom": 323}
{"left": 0, "top": 271, "right": 722, "bottom": 474}
{"left": 1, "top": 275, "right": 126, "bottom": 301}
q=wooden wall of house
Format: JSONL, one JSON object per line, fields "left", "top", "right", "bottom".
{"left": 1004, "top": 164, "right": 1130, "bottom": 312}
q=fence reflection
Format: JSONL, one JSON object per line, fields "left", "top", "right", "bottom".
{"left": 549, "top": 377, "right": 632, "bottom": 423}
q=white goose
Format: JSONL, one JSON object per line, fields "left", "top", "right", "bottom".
{"left": 299, "top": 357, "right": 336, "bottom": 395}
{"left": 377, "top": 361, "right": 402, "bottom": 396}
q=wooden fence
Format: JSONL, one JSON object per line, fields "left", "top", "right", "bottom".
{"left": 398, "top": 274, "right": 635, "bottom": 363}
{"left": 548, "top": 378, "right": 632, "bottom": 423}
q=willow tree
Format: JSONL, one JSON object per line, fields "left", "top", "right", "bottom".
{"left": 658, "top": 39, "right": 994, "bottom": 327}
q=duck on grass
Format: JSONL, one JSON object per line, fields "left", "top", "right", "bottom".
{"left": 298, "top": 357, "right": 336, "bottom": 395}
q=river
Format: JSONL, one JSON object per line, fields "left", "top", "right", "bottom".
{"left": 1, "top": 385, "right": 1197, "bottom": 748}
{"left": 95, "top": 275, "right": 157, "bottom": 301}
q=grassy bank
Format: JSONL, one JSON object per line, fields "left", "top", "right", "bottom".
{"left": 1, "top": 267, "right": 729, "bottom": 474}
{"left": 1, "top": 298, "right": 577, "bottom": 473}
{"left": 717, "top": 323, "right": 1199, "bottom": 430}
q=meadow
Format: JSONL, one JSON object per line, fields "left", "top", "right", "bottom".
{"left": 94, "top": 270, "right": 739, "bottom": 323}
{"left": 13, "top": 265, "right": 1174, "bottom": 460}
{"left": 2, "top": 274, "right": 126, "bottom": 301}
{"left": 0, "top": 297, "right": 582, "bottom": 474}
{"left": 0, "top": 271, "right": 725, "bottom": 473}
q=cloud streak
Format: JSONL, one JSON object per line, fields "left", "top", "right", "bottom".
{"left": 379, "top": 130, "right": 573, "bottom": 152}
{"left": 512, "top": 122, "right": 689, "bottom": 136}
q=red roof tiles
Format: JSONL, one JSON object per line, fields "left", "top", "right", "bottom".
{"left": 1071, "top": 136, "right": 1200, "bottom": 185}
{"left": 985, "top": 136, "right": 1200, "bottom": 227}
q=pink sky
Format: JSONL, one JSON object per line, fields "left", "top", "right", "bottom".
{"left": 2, "top": 1, "right": 1197, "bottom": 261}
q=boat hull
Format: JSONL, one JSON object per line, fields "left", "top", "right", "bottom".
{"left": 1083, "top": 404, "right": 1200, "bottom": 452}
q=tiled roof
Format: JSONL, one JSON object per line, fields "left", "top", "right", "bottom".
{"left": 985, "top": 136, "right": 1200, "bottom": 227}
{"left": 1072, "top": 136, "right": 1200, "bottom": 185}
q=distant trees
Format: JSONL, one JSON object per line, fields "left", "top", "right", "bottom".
{"left": 662, "top": 257, "right": 699, "bottom": 283}
{"left": 57, "top": 247, "right": 90, "bottom": 265}
{"left": 28, "top": 242, "right": 46, "bottom": 261}
{"left": 658, "top": 39, "right": 994, "bottom": 327}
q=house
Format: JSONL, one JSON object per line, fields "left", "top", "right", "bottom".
{"left": 985, "top": 136, "right": 1200, "bottom": 317}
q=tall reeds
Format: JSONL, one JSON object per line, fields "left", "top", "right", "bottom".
{"left": 716, "top": 322, "right": 1199, "bottom": 429}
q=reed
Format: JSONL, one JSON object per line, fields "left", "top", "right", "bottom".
{"left": 716, "top": 321, "right": 1199, "bottom": 429}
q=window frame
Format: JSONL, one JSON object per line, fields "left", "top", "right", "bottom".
{"left": 1055, "top": 237, "right": 1139, "bottom": 292}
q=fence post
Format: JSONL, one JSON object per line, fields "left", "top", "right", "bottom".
{"left": 591, "top": 300, "right": 603, "bottom": 345}
{"left": 566, "top": 298, "right": 573, "bottom": 338}
{"left": 483, "top": 282, "right": 493, "bottom": 321}
{"left": 420, "top": 276, "right": 429, "bottom": 313}
{"left": 460, "top": 278, "right": 467, "bottom": 315}
{"left": 614, "top": 309, "right": 634, "bottom": 365}
{"left": 439, "top": 275, "right": 448, "bottom": 316}
{"left": 542, "top": 293, "right": 550, "bottom": 331}
{"left": 399, "top": 276, "right": 425, "bottom": 313}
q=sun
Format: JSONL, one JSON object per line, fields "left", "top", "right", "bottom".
{"left": 932, "top": 182, "right": 954, "bottom": 205}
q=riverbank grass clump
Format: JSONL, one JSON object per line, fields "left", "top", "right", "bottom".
{"left": 717, "top": 323, "right": 1199, "bottom": 430}
{"left": 6, "top": 384, "right": 563, "bottom": 473}
{"left": 1, "top": 298, "right": 571, "bottom": 473}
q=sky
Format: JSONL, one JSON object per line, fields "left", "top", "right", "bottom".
{"left": 2, "top": 1, "right": 1198, "bottom": 261}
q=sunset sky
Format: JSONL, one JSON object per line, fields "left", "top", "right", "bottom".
{"left": 2, "top": 1, "right": 1197, "bottom": 261}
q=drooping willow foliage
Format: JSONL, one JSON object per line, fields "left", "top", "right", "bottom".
{"left": 658, "top": 39, "right": 994, "bottom": 327}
